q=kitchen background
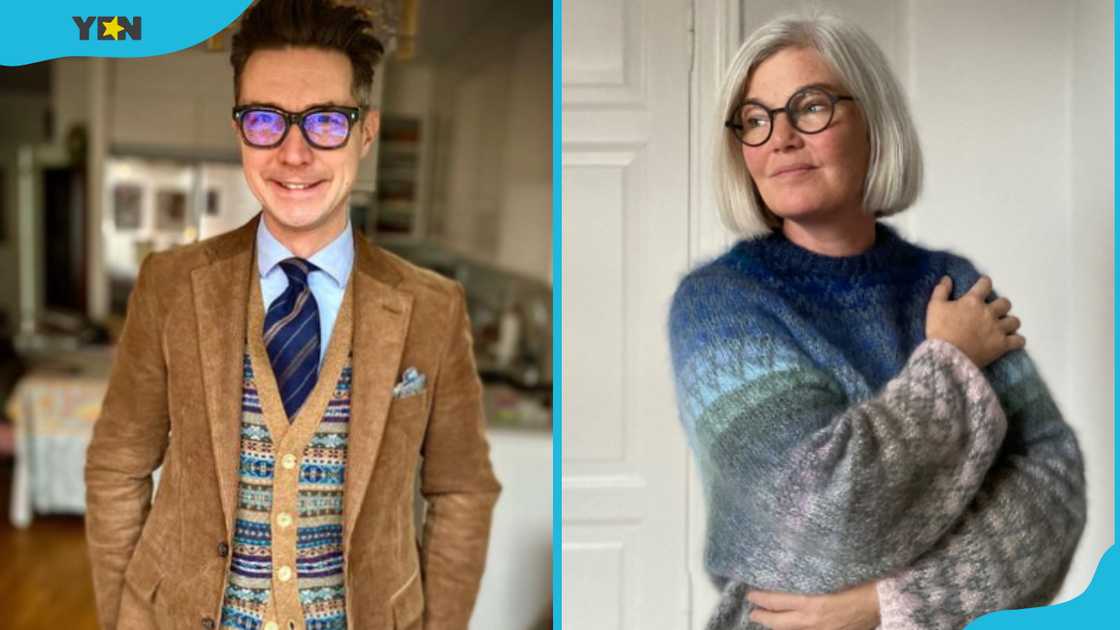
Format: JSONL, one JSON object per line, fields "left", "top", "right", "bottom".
{"left": 0, "top": 0, "right": 551, "bottom": 628}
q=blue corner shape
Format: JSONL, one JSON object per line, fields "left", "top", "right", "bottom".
{"left": 968, "top": 546, "right": 1118, "bottom": 628}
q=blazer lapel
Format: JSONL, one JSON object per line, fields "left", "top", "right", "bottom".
{"left": 343, "top": 235, "right": 413, "bottom": 553}
{"left": 191, "top": 215, "right": 257, "bottom": 535}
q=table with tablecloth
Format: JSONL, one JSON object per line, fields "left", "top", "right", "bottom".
{"left": 5, "top": 348, "right": 112, "bottom": 527}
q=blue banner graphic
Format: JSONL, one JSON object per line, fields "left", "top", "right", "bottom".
{"left": 0, "top": 1, "right": 251, "bottom": 66}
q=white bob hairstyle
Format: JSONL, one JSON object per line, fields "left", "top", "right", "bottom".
{"left": 714, "top": 13, "right": 923, "bottom": 238}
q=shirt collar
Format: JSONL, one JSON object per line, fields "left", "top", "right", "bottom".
{"left": 256, "top": 214, "right": 354, "bottom": 288}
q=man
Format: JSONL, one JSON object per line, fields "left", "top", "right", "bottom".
{"left": 84, "top": 1, "right": 500, "bottom": 629}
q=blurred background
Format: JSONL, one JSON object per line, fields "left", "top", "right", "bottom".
{"left": 0, "top": 0, "right": 551, "bottom": 628}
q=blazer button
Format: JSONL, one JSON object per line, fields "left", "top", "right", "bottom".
{"left": 201, "top": 617, "right": 215, "bottom": 630}
{"left": 217, "top": 542, "right": 230, "bottom": 557}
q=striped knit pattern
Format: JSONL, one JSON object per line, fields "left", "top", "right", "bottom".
{"left": 669, "top": 222, "right": 1086, "bottom": 629}
{"left": 264, "top": 258, "right": 321, "bottom": 420}
{"left": 220, "top": 352, "right": 352, "bottom": 630}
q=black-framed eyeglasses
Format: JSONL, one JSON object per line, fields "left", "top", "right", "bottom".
{"left": 232, "top": 105, "right": 364, "bottom": 150}
{"left": 725, "top": 86, "right": 855, "bottom": 147}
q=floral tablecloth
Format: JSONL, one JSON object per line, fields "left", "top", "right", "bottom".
{"left": 6, "top": 348, "right": 112, "bottom": 527}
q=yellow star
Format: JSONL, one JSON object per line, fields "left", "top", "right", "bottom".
{"left": 101, "top": 16, "right": 124, "bottom": 40}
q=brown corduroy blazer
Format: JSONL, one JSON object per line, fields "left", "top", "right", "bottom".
{"left": 84, "top": 215, "right": 501, "bottom": 630}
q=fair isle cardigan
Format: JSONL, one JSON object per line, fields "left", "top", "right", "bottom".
{"left": 220, "top": 276, "right": 355, "bottom": 630}
{"left": 668, "top": 222, "right": 1086, "bottom": 630}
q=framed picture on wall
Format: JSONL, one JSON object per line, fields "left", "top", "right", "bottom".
{"left": 206, "top": 188, "right": 220, "bottom": 216}
{"left": 155, "top": 189, "right": 187, "bottom": 231}
{"left": 113, "top": 183, "right": 142, "bottom": 230}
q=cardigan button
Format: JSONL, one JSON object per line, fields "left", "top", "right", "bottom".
{"left": 217, "top": 542, "right": 229, "bottom": 557}
{"left": 201, "top": 617, "right": 215, "bottom": 630}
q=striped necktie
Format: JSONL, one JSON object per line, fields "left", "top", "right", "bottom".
{"left": 264, "top": 257, "right": 320, "bottom": 421}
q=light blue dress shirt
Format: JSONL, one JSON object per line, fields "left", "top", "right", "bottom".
{"left": 257, "top": 216, "right": 354, "bottom": 367}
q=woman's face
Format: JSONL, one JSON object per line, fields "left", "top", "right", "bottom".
{"left": 740, "top": 47, "right": 870, "bottom": 224}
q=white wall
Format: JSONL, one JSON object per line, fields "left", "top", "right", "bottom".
{"left": 472, "top": 429, "right": 553, "bottom": 630}
{"left": 0, "top": 91, "right": 50, "bottom": 329}
{"left": 496, "top": 22, "right": 553, "bottom": 283}
{"left": 1069, "top": 0, "right": 1115, "bottom": 599}
{"left": 51, "top": 59, "right": 92, "bottom": 147}
{"left": 425, "top": 5, "right": 552, "bottom": 283}
{"left": 436, "top": 49, "right": 508, "bottom": 258}
{"left": 383, "top": 61, "right": 435, "bottom": 116}
{"left": 108, "top": 52, "right": 237, "bottom": 154}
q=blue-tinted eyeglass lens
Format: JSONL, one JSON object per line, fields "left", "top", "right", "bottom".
{"left": 241, "top": 110, "right": 286, "bottom": 146}
{"left": 303, "top": 111, "right": 351, "bottom": 147}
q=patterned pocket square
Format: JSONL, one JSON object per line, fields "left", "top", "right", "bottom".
{"left": 392, "top": 366, "right": 427, "bottom": 399}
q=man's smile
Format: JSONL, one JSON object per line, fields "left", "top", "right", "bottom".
{"left": 270, "top": 179, "right": 326, "bottom": 194}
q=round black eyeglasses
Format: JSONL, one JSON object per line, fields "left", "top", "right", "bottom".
{"left": 232, "top": 105, "right": 363, "bottom": 150}
{"left": 725, "top": 87, "right": 855, "bottom": 147}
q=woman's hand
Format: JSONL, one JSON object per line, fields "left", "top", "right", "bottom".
{"left": 746, "top": 581, "right": 880, "bottom": 630}
{"left": 925, "top": 275, "right": 1024, "bottom": 368}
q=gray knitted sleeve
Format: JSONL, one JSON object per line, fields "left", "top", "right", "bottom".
{"left": 683, "top": 335, "right": 1009, "bottom": 596}
{"left": 876, "top": 350, "right": 1087, "bottom": 630}
{"left": 681, "top": 335, "right": 1016, "bottom": 630}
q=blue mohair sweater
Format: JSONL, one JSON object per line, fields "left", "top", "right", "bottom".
{"left": 669, "top": 222, "right": 1086, "bottom": 630}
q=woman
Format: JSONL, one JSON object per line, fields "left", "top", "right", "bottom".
{"left": 669, "top": 13, "right": 1086, "bottom": 630}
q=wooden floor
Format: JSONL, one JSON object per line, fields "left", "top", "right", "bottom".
{"left": 0, "top": 459, "right": 100, "bottom": 629}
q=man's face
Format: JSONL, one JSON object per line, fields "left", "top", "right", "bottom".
{"left": 234, "top": 46, "right": 378, "bottom": 236}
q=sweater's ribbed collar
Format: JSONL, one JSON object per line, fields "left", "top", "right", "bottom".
{"left": 746, "top": 221, "right": 908, "bottom": 277}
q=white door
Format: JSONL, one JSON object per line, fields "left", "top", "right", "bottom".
{"left": 561, "top": 0, "right": 695, "bottom": 628}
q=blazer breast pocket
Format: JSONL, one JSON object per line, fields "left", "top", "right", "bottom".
{"left": 387, "top": 389, "right": 430, "bottom": 452}
{"left": 390, "top": 388, "right": 429, "bottom": 420}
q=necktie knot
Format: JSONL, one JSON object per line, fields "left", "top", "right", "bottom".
{"left": 278, "top": 258, "right": 317, "bottom": 287}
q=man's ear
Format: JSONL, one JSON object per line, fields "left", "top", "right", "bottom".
{"left": 231, "top": 118, "right": 241, "bottom": 145}
{"left": 359, "top": 110, "right": 380, "bottom": 158}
